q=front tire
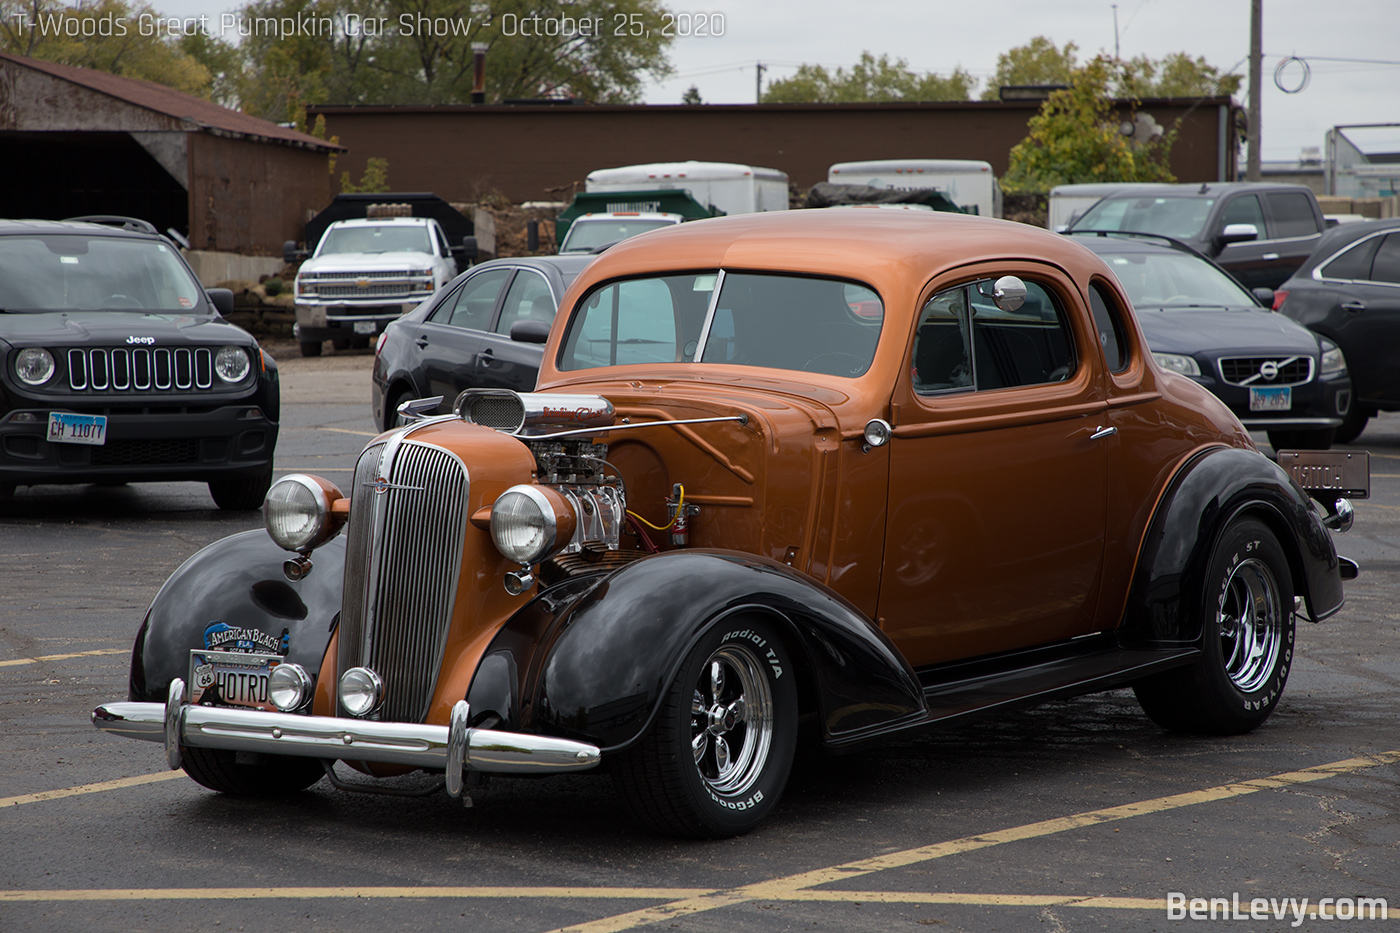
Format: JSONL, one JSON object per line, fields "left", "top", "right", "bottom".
{"left": 181, "top": 745, "right": 324, "bottom": 796}
{"left": 209, "top": 467, "right": 273, "bottom": 511}
{"left": 1334, "top": 404, "right": 1371, "bottom": 445}
{"left": 612, "top": 618, "right": 797, "bottom": 838}
{"left": 1135, "top": 518, "right": 1295, "bottom": 735}
{"left": 299, "top": 340, "right": 323, "bottom": 358}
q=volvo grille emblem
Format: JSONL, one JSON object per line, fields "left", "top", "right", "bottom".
{"left": 365, "top": 476, "right": 424, "bottom": 495}
{"left": 1259, "top": 360, "right": 1280, "bottom": 381}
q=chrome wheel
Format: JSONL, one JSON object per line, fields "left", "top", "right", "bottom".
{"left": 689, "top": 644, "right": 773, "bottom": 797}
{"left": 1217, "top": 557, "right": 1285, "bottom": 693}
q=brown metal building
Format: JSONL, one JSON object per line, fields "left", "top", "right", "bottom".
{"left": 0, "top": 52, "right": 339, "bottom": 255}
{"left": 310, "top": 98, "right": 1241, "bottom": 206}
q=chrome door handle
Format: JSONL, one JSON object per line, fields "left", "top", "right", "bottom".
{"left": 1263, "top": 253, "right": 1280, "bottom": 261}
{"left": 1090, "top": 425, "right": 1117, "bottom": 440}
{"left": 1341, "top": 300, "right": 1366, "bottom": 313}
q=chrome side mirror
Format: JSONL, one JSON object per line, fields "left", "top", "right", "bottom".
{"left": 992, "top": 275, "right": 1026, "bottom": 312}
{"left": 1220, "top": 223, "right": 1259, "bottom": 245}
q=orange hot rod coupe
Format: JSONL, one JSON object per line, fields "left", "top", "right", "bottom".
{"left": 94, "top": 211, "right": 1365, "bottom": 838}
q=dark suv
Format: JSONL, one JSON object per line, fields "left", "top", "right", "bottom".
{"left": 0, "top": 217, "right": 278, "bottom": 508}
{"left": 1068, "top": 182, "right": 1326, "bottom": 290}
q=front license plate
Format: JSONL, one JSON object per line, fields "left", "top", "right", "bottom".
{"left": 47, "top": 412, "right": 107, "bottom": 445}
{"left": 1277, "top": 449, "right": 1370, "bottom": 499}
{"left": 1249, "top": 386, "right": 1291, "bottom": 411}
{"left": 189, "top": 649, "right": 283, "bottom": 711}
{"left": 353, "top": 320, "right": 377, "bottom": 335}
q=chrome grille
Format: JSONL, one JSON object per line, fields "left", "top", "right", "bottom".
{"left": 313, "top": 283, "right": 418, "bottom": 299}
{"left": 66, "top": 347, "right": 213, "bottom": 392}
{"left": 339, "top": 438, "right": 469, "bottom": 723}
{"left": 1218, "top": 356, "right": 1313, "bottom": 387}
{"left": 306, "top": 270, "right": 412, "bottom": 281}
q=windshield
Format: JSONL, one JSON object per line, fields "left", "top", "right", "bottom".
{"left": 1073, "top": 196, "right": 1216, "bottom": 239}
{"left": 560, "top": 219, "right": 678, "bottom": 253}
{"left": 0, "top": 235, "right": 204, "bottom": 312}
{"left": 318, "top": 225, "right": 432, "bottom": 255}
{"left": 1099, "top": 249, "right": 1257, "bottom": 310}
{"left": 559, "top": 271, "right": 883, "bottom": 377}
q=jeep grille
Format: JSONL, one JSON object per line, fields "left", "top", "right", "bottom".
{"left": 66, "top": 347, "right": 214, "bottom": 392}
{"left": 339, "top": 438, "right": 469, "bottom": 722}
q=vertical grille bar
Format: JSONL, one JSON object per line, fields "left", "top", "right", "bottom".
{"left": 338, "top": 443, "right": 385, "bottom": 689}
{"left": 68, "top": 349, "right": 87, "bottom": 390}
{"left": 111, "top": 349, "right": 131, "bottom": 390}
{"left": 195, "top": 348, "right": 212, "bottom": 388}
{"left": 134, "top": 349, "right": 151, "bottom": 389}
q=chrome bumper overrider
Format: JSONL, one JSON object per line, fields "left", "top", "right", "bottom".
{"left": 92, "top": 680, "right": 599, "bottom": 798}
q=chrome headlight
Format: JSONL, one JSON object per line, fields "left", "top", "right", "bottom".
{"left": 15, "top": 348, "right": 55, "bottom": 386}
{"left": 490, "top": 485, "right": 577, "bottom": 565}
{"left": 268, "top": 663, "right": 312, "bottom": 712}
{"left": 263, "top": 474, "right": 347, "bottom": 553}
{"left": 1319, "top": 339, "right": 1347, "bottom": 376}
{"left": 338, "top": 667, "right": 383, "bottom": 717}
{"left": 214, "top": 346, "right": 251, "bottom": 383}
{"left": 1153, "top": 352, "right": 1201, "bottom": 377}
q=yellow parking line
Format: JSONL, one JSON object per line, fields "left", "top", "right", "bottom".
{"left": 316, "top": 427, "right": 381, "bottom": 437}
{"left": 0, "top": 887, "right": 711, "bottom": 902}
{"left": 0, "top": 648, "right": 126, "bottom": 668}
{"left": 0, "top": 771, "right": 182, "bottom": 809}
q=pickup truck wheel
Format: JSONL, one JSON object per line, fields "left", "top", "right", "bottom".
{"left": 1134, "top": 518, "right": 1295, "bottom": 735}
{"left": 331, "top": 338, "right": 351, "bottom": 351}
{"left": 299, "top": 340, "right": 323, "bottom": 358}
{"left": 208, "top": 467, "right": 273, "bottom": 511}
{"left": 181, "top": 745, "right": 324, "bottom": 795}
{"left": 612, "top": 618, "right": 797, "bottom": 838}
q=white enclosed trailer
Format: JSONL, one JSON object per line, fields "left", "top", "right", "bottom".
{"left": 827, "top": 159, "right": 1002, "bottom": 217}
{"left": 584, "top": 161, "right": 790, "bottom": 217}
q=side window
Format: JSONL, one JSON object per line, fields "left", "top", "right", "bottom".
{"left": 1267, "top": 192, "right": 1321, "bottom": 239}
{"left": 494, "top": 270, "right": 555, "bottom": 335}
{"left": 1319, "top": 236, "right": 1381, "bottom": 281}
{"left": 561, "top": 277, "right": 681, "bottom": 368}
{"left": 913, "top": 279, "right": 1076, "bottom": 393}
{"left": 430, "top": 268, "right": 510, "bottom": 330}
{"left": 1088, "top": 283, "right": 1130, "bottom": 373}
{"left": 1220, "top": 195, "right": 1264, "bottom": 232}
{"left": 1370, "top": 233, "right": 1400, "bottom": 285}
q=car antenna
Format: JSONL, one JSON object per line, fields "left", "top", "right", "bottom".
{"left": 1198, "top": 183, "right": 1210, "bottom": 194}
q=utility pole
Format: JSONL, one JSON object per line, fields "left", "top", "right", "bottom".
{"left": 1112, "top": 4, "right": 1119, "bottom": 60}
{"left": 756, "top": 62, "right": 766, "bottom": 103}
{"left": 1246, "top": 0, "right": 1262, "bottom": 180}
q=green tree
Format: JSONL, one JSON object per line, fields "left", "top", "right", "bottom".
{"left": 0, "top": 0, "right": 213, "bottom": 95}
{"left": 681, "top": 84, "right": 702, "bottom": 104}
{"left": 1002, "top": 55, "right": 1176, "bottom": 193}
{"left": 763, "top": 51, "right": 973, "bottom": 103}
{"left": 1118, "top": 51, "right": 1242, "bottom": 98}
{"left": 981, "top": 36, "right": 1078, "bottom": 100}
{"left": 339, "top": 155, "right": 389, "bottom": 193}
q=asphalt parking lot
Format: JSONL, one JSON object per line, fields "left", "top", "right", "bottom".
{"left": 1, "top": 343, "right": 1396, "bottom": 932}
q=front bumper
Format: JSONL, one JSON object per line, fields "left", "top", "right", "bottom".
{"left": 92, "top": 679, "right": 600, "bottom": 797}
{"left": 294, "top": 302, "right": 419, "bottom": 343}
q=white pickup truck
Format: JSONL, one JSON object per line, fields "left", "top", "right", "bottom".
{"left": 290, "top": 216, "right": 461, "bottom": 357}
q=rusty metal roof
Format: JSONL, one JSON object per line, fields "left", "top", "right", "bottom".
{"left": 0, "top": 52, "right": 343, "bottom": 151}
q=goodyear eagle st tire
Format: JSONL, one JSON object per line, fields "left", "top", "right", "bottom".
{"left": 612, "top": 618, "right": 797, "bottom": 838}
{"left": 1135, "top": 517, "right": 1295, "bottom": 735}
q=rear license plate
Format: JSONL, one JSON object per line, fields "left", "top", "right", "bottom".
{"left": 1276, "top": 450, "right": 1370, "bottom": 499}
{"left": 189, "top": 649, "right": 283, "bottom": 711}
{"left": 1249, "top": 386, "right": 1291, "bottom": 411}
{"left": 47, "top": 412, "right": 107, "bottom": 445}
{"left": 353, "top": 321, "right": 377, "bottom": 335}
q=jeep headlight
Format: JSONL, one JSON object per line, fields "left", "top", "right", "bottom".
{"left": 489, "top": 485, "right": 577, "bottom": 565}
{"left": 1319, "top": 339, "right": 1347, "bottom": 376}
{"left": 1152, "top": 352, "right": 1201, "bottom": 377}
{"left": 214, "top": 346, "right": 251, "bottom": 383}
{"left": 263, "top": 474, "right": 347, "bottom": 553}
{"left": 15, "top": 348, "right": 55, "bottom": 386}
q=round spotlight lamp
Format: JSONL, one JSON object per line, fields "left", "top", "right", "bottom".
{"left": 338, "top": 667, "right": 383, "bottom": 717}
{"left": 268, "top": 663, "right": 312, "bottom": 711}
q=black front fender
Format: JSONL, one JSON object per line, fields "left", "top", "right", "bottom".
{"left": 1120, "top": 447, "right": 1343, "bottom": 647}
{"left": 468, "top": 550, "right": 925, "bottom": 754}
{"left": 129, "top": 530, "right": 346, "bottom": 702}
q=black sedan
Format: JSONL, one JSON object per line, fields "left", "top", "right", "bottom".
{"left": 0, "top": 217, "right": 278, "bottom": 508}
{"left": 1072, "top": 233, "right": 1351, "bottom": 449}
{"left": 1275, "top": 218, "right": 1400, "bottom": 443}
{"left": 371, "top": 255, "right": 593, "bottom": 431}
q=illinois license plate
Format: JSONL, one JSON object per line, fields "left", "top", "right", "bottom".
{"left": 1276, "top": 450, "right": 1370, "bottom": 499}
{"left": 353, "top": 321, "right": 377, "bottom": 335}
{"left": 1249, "top": 386, "right": 1291, "bottom": 411}
{"left": 189, "top": 649, "right": 282, "bottom": 711}
{"left": 47, "top": 412, "right": 107, "bottom": 445}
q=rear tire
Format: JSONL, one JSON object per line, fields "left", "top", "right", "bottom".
{"left": 209, "top": 467, "right": 273, "bottom": 511}
{"left": 299, "top": 340, "right": 323, "bottom": 358}
{"left": 612, "top": 618, "right": 797, "bottom": 838}
{"left": 1266, "top": 427, "right": 1334, "bottom": 451}
{"left": 1134, "top": 518, "right": 1295, "bottom": 735}
{"left": 181, "top": 745, "right": 324, "bottom": 796}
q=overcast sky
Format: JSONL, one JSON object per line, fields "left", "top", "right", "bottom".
{"left": 145, "top": 0, "right": 1400, "bottom": 160}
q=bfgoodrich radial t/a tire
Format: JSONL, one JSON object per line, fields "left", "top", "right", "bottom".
{"left": 1134, "top": 517, "right": 1296, "bottom": 735}
{"left": 612, "top": 618, "right": 798, "bottom": 838}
